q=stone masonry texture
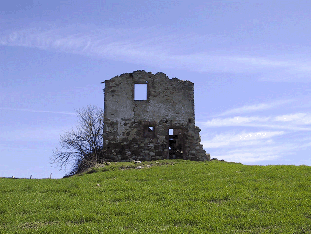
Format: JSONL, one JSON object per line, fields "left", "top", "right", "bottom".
{"left": 101, "top": 70, "right": 210, "bottom": 162}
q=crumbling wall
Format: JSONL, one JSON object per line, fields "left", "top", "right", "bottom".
{"left": 102, "top": 70, "right": 209, "bottom": 162}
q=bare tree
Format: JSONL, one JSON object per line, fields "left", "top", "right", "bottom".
{"left": 52, "top": 105, "right": 104, "bottom": 175}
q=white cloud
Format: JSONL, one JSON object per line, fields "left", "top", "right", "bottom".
{"left": 213, "top": 152, "right": 280, "bottom": 163}
{"left": 202, "top": 131, "right": 285, "bottom": 148}
{"left": 209, "top": 143, "right": 299, "bottom": 164}
{"left": 2, "top": 26, "right": 311, "bottom": 80}
{"left": 274, "top": 113, "right": 311, "bottom": 125}
{"left": 200, "top": 116, "right": 270, "bottom": 127}
{"left": 199, "top": 110, "right": 311, "bottom": 131}
{"left": 217, "top": 100, "right": 293, "bottom": 116}
{"left": 274, "top": 113, "right": 306, "bottom": 122}
{"left": 200, "top": 108, "right": 311, "bottom": 164}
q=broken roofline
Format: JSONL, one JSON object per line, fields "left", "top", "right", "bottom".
{"left": 101, "top": 70, "right": 193, "bottom": 84}
{"left": 101, "top": 70, "right": 209, "bottom": 162}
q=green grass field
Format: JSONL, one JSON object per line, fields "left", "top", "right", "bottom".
{"left": 1, "top": 160, "right": 311, "bottom": 233}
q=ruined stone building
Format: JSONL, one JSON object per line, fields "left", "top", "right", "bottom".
{"left": 101, "top": 70, "right": 209, "bottom": 161}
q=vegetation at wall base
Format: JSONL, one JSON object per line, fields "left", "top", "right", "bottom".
{"left": 1, "top": 160, "right": 311, "bottom": 233}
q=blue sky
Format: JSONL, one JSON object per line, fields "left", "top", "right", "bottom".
{"left": 1, "top": 0, "right": 311, "bottom": 178}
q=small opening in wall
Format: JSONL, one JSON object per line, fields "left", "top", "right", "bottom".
{"left": 168, "top": 128, "right": 183, "bottom": 159}
{"left": 134, "top": 84, "right": 147, "bottom": 100}
{"left": 144, "top": 125, "right": 155, "bottom": 138}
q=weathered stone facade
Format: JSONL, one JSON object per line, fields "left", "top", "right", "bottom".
{"left": 101, "top": 70, "right": 209, "bottom": 161}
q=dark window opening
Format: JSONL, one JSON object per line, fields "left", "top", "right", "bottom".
{"left": 168, "top": 128, "right": 184, "bottom": 159}
{"left": 134, "top": 84, "right": 147, "bottom": 100}
{"left": 144, "top": 125, "right": 155, "bottom": 138}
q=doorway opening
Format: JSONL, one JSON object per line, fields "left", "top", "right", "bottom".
{"left": 168, "top": 128, "right": 184, "bottom": 159}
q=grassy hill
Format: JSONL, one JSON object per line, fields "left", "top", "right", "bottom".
{"left": 1, "top": 160, "right": 311, "bottom": 233}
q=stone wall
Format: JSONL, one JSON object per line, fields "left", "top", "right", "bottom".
{"left": 101, "top": 70, "right": 209, "bottom": 161}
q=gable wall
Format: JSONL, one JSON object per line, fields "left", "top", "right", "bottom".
{"left": 102, "top": 70, "right": 209, "bottom": 161}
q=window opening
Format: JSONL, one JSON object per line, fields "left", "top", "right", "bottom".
{"left": 134, "top": 84, "right": 147, "bottom": 100}
{"left": 144, "top": 125, "right": 155, "bottom": 138}
{"left": 168, "top": 128, "right": 183, "bottom": 159}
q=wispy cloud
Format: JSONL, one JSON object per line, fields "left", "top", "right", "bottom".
{"left": 0, "top": 107, "right": 76, "bottom": 115}
{"left": 201, "top": 130, "right": 285, "bottom": 163}
{"left": 198, "top": 97, "right": 311, "bottom": 164}
{"left": 212, "top": 149, "right": 281, "bottom": 163}
{"left": 274, "top": 113, "right": 311, "bottom": 125}
{"left": 200, "top": 112, "right": 311, "bottom": 131}
{"left": 216, "top": 100, "right": 294, "bottom": 116}
{"left": 202, "top": 131, "right": 285, "bottom": 148}
{"left": 2, "top": 25, "right": 311, "bottom": 80}
{"left": 206, "top": 138, "right": 303, "bottom": 164}
{"left": 200, "top": 116, "right": 269, "bottom": 127}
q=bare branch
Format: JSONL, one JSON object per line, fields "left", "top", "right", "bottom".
{"left": 51, "top": 105, "right": 104, "bottom": 175}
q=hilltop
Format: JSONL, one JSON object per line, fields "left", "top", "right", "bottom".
{"left": 1, "top": 160, "right": 311, "bottom": 233}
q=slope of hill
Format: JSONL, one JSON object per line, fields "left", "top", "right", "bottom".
{"left": 1, "top": 160, "right": 311, "bottom": 233}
